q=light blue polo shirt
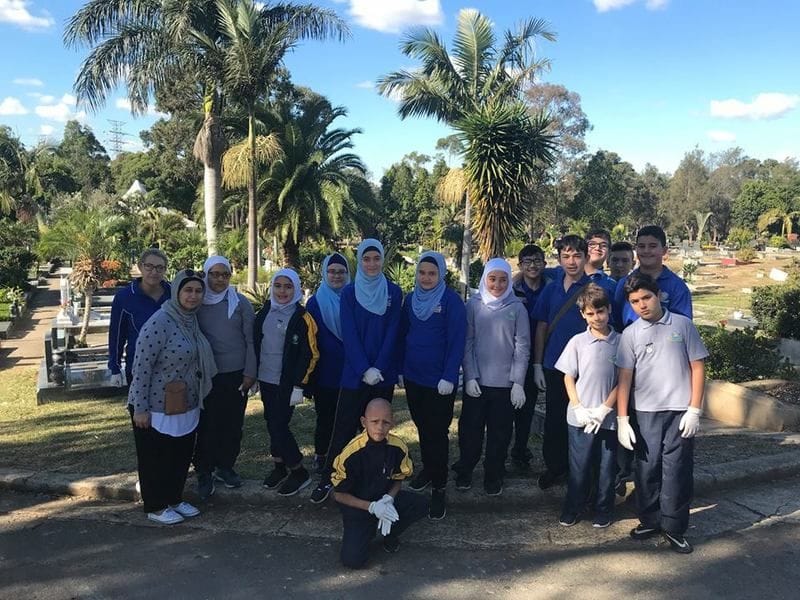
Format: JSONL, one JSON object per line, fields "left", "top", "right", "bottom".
{"left": 555, "top": 328, "right": 620, "bottom": 429}
{"left": 614, "top": 267, "right": 693, "bottom": 329}
{"left": 615, "top": 309, "right": 708, "bottom": 412}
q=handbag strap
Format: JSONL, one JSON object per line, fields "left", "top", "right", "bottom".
{"left": 545, "top": 281, "right": 591, "bottom": 341}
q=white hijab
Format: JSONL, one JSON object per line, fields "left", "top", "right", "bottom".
{"left": 202, "top": 255, "right": 240, "bottom": 319}
{"left": 478, "top": 258, "right": 514, "bottom": 311}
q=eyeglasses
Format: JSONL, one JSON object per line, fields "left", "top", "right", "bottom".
{"left": 141, "top": 263, "right": 166, "bottom": 273}
{"left": 184, "top": 269, "right": 205, "bottom": 279}
{"left": 588, "top": 242, "right": 609, "bottom": 250}
{"left": 208, "top": 271, "right": 231, "bottom": 280}
{"left": 520, "top": 258, "right": 545, "bottom": 266}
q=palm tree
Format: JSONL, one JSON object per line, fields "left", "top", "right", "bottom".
{"left": 757, "top": 206, "right": 800, "bottom": 239}
{"left": 378, "top": 9, "right": 557, "bottom": 263}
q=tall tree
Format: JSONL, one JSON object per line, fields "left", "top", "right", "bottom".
{"left": 568, "top": 150, "right": 637, "bottom": 229}
{"left": 0, "top": 126, "right": 26, "bottom": 217}
{"left": 663, "top": 148, "right": 711, "bottom": 243}
{"left": 59, "top": 121, "right": 111, "bottom": 193}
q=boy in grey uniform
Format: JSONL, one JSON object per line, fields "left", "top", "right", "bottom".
{"left": 615, "top": 273, "right": 708, "bottom": 554}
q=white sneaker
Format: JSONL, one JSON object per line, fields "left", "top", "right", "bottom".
{"left": 147, "top": 507, "right": 184, "bottom": 525}
{"left": 170, "top": 502, "right": 200, "bottom": 518}
{"left": 135, "top": 480, "right": 141, "bottom": 494}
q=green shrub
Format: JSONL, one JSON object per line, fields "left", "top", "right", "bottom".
{"left": 726, "top": 227, "right": 755, "bottom": 251}
{"left": 0, "top": 287, "right": 24, "bottom": 304}
{"left": 504, "top": 239, "right": 525, "bottom": 259}
{"left": 750, "top": 284, "right": 800, "bottom": 339}
{"left": 469, "top": 258, "right": 484, "bottom": 289}
{"left": 385, "top": 261, "right": 415, "bottom": 294}
{"left": 736, "top": 247, "right": 756, "bottom": 263}
{"left": 699, "top": 325, "right": 795, "bottom": 382}
{"left": 768, "top": 235, "right": 790, "bottom": 249}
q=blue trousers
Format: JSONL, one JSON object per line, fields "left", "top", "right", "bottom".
{"left": 260, "top": 381, "right": 302, "bottom": 468}
{"left": 511, "top": 365, "right": 539, "bottom": 461}
{"left": 634, "top": 410, "right": 694, "bottom": 535}
{"left": 454, "top": 386, "right": 514, "bottom": 483}
{"left": 339, "top": 490, "right": 428, "bottom": 568}
{"left": 563, "top": 425, "right": 617, "bottom": 519}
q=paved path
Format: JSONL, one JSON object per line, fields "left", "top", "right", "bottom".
{"left": 0, "top": 278, "right": 60, "bottom": 370}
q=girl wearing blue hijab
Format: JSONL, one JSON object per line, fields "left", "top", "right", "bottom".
{"left": 309, "top": 238, "right": 403, "bottom": 504}
{"left": 306, "top": 253, "right": 351, "bottom": 472}
{"left": 399, "top": 251, "right": 467, "bottom": 520}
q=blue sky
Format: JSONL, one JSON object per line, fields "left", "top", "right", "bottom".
{"left": 0, "top": 0, "right": 798, "bottom": 180}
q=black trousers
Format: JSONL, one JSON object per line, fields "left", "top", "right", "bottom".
{"left": 511, "top": 365, "right": 539, "bottom": 461}
{"left": 454, "top": 385, "right": 514, "bottom": 483}
{"left": 405, "top": 378, "right": 456, "bottom": 489}
{"left": 129, "top": 406, "right": 196, "bottom": 514}
{"left": 313, "top": 386, "right": 340, "bottom": 457}
{"left": 634, "top": 410, "right": 694, "bottom": 535}
{"left": 194, "top": 370, "right": 247, "bottom": 474}
{"left": 542, "top": 368, "right": 569, "bottom": 476}
{"left": 339, "top": 490, "right": 428, "bottom": 569}
{"left": 320, "top": 385, "right": 395, "bottom": 484}
{"left": 260, "top": 381, "right": 303, "bottom": 468}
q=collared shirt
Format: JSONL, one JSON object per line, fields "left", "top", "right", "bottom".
{"left": 616, "top": 309, "right": 708, "bottom": 412}
{"left": 555, "top": 328, "right": 620, "bottom": 429}
{"left": 614, "top": 267, "right": 693, "bottom": 329}
{"left": 332, "top": 432, "right": 412, "bottom": 502}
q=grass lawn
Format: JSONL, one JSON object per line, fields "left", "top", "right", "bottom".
{"left": 0, "top": 367, "right": 544, "bottom": 480}
{"left": 692, "top": 288, "right": 751, "bottom": 325}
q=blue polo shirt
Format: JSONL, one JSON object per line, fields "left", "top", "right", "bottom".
{"left": 614, "top": 267, "right": 693, "bottom": 329}
{"left": 532, "top": 272, "right": 594, "bottom": 370}
{"left": 513, "top": 274, "right": 551, "bottom": 342}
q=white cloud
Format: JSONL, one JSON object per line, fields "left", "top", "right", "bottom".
{"left": 115, "top": 97, "right": 166, "bottom": 117}
{"left": 38, "top": 94, "right": 54, "bottom": 103}
{"left": 707, "top": 130, "right": 736, "bottom": 143}
{"left": 594, "top": 0, "right": 668, "bottom": 11}
{"left": 710, "top": 92, "right": 799, "bottom": 120}
{"left": 38, "top": 124, "right": 53, "bottom": 136}
{"left": 0, "top": 0, "right": 55, "bottom": 30}
{"left": 355, "top": 80, "right": 374, "bottom": 89}
{"left": 0, "top": 96, "right": 27, "bottom": 115}
{"left": 645, "top": 0, "right": 669, "bottom": 9}
{"left": 345, "top": 0, "right": 443, "bottom": 34}
{"left": 61, "top": 93, "right": 77, "bottom": 106}
{"left": 13, "top": 77, "right": 43, "bottom": 86}
{"left": 35, "top": 98, "right": 86, "bottom": 123}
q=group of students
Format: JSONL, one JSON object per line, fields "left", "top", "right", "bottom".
{"left": 111, "top": 224, "right": 707, "bottom": 568}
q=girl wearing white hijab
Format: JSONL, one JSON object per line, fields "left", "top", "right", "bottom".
{"left": 452, "top": 258, "right": 531, "bottom": 497}
{"left": 309, "top": 239, "right": 403, "bottom": 504}
{"left": 253, "top": 268, "right": 319, "bottom": 497}
{"left": 194, "top": 255, "right": 257, "bottom": 500}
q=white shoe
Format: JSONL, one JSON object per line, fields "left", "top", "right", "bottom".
{"left": 170, "top": 501, "right": 200, "bottom": 518}
{"left": 147, "top": 507, "right": 184, "bottom": 525}
{"left": 135, "top": 480, "right": 141, "bottom": 494}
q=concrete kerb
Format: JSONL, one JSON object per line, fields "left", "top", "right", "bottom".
{"left": 3, "top": 448, "right": 800, "bottom": 511}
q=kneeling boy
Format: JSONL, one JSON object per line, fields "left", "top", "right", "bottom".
{"left": 615, "top": 273, "right": 708, "bottom": 554}
{"left": 332, "top": 398, "right": 428, "bottom": 568}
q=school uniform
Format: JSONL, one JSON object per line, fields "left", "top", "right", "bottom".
{"left": 400, "top": 287, "right": 467, "bottom": 489}
{"left": 614, "top": 267, "right": 693, "bottom": 329}
{"left": 616, "top": 309, "right": 708, "bottom": 535}
{"left": 332, "top": 432, "right": 428, "bottom": 568}
{"left": 555, "top": 329, "right": 620, "bottom": 521}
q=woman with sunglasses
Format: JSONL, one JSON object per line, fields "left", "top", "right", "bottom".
{"left": 194, "top": 255, "right": 257, "bottom": 500}
{"left": 108, "top": 248, "right": 171, "bottom": 387}
{"left": 127, "top": 269, "right": 217, "bottom": 525}
{"left": 305, "top": 253, "right": 351, "bottom": 473}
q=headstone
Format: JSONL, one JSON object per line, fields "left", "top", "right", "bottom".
{"left": 769, "top": 268, "right": 789, "bottom": 282}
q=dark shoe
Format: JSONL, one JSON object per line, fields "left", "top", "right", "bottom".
{"left": 277, "top": 467, "right": 311, "bottom": 497}
{"left": 630, "top": 523, "right": 662, "bottom": 540}
{"left": 214, "top": 467, "right": 243, "bottom": 489}
{"left": 197, "top": 471, "right": 215, "bottom": 501}
{"left": 454, "top": 473, "right": 472, "bottom": 491}
{"left": 310, "top": 481, "right": 334, "bottom": 504}
{"left": 311, "top": 454, "right": 326, "bottom": 474}
{"left": 538, "top": 470, "right": 559, "bottom": 490}
{"left": 559, "top": 513, "right": 578, "bottom": 527}
{"left": 262, "top": 464, "right": 289, "bottom": 489}
{"left": 484, "top": 479, "right": 503, "bottom": 496}
{"left": 593, "top": 515, "right": 612, "bottom": 529}
{"left": 383, "top": 535, "right": 400, "bottom": 553}
{"left": 663, "top": 531, "right": 693, "bottom": 554}
{"left": 429, "top": 488, "right": 446, "bottom": 520}
{"left": 408, "top": 470, "right": 432, "bottom": 492}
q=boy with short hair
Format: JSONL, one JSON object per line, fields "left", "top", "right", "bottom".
{"left": 608, "top": 241, "right": 635, "bottom": 281}
{"left": 555, "top": 284, "right": 619, "bottom": 528}
{"left": 332, "top": 398, "right": 428, "bottom": 568}
{"left": 616, "top": 273, "right": 708, "bottom": 554}
{"left": 584, "top": 229, "right": 612, "bottom": 278}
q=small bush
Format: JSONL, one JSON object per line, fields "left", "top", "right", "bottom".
{"left": 726, "top": 227, "right": 755, "bottom": 251}
{"left": 736, "top": 247, "right": 757, "bottom": 263}
{"left": 699, "top": 325, "right": 795, "bottom": 382}
{"left": 504, "top": 239, "right": 525, "bottom": 259}
{"left": 750, "top": 284, "right": 800, "bottom": 340}
{"left": 768, "top": 235, "right": 790, "bottom": 249}
{"left": 469, "top": 258, "right": 484, "bottom": 289}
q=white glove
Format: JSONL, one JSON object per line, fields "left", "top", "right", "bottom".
{"left": 617, "top": 416, "right": 637, "bottom": 451}
{"left": 109, "top": 372, "right": 126, "bottom": 387}
{"left": 377, "top": 516, "right": 393, "bottom": 536}
{"left": 533, "top": 364, "right": 546, "bottom": 391}
{"left": 362, "top": 367, "right": 384, "bottom": 386}
{"left": 437, "top": 379, "right": 454, "bottom": 395}
{"left": 397, "top": 375, "right": 404, "bottom": 388}
{"left": 584, "top": 404, "right": 613, "bottom": 435}
{"left": 289, "top": 386, "right": 304, "bottom": 406}
{"left": 510, "top": 383, "right": 526, "bottom": 409}
{"left": 679, "top": 406, "right": 702, "bottom": 438}
{"left": 368, "top": 494, "right": 399, "bottom": 522}
{"left": 573, "top": 405, "right": 593, "bottom": 427}
{"left": 465, "top": 379, "right": 482, "bottom": 397}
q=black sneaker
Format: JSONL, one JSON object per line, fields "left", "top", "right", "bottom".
{"left": 559, "top": 513, "right": 578, "bottom": 527}
{"left": 630, "top": 523, "right": 661, "bottom": 540}
{"left": 262, "top": 464, "right": 289, "bottom": 489}
{"left": 214, "top": 467, "right": 243, "bottom": 489}
{"left": 383, "top": 535, "right": 400, "bottom": 553}
{"left": 408, "top": 470, "right": 432, "bottom": 492}
{"left": 593, "top": 515, "right": 612, "bottom": 529}
{"left": 663, "top": 531, "right": 693, "bottom": 554}
{"left": 277, "top": 467, "right": 311, "bottom": 497}
{"left": 484, "top": 480, "right": 503, "bottom": 496}
{"left": 454, "top": 473, "right": 472, "bottom": 491}
{"left": 197, "top": 471, "right": 215, "bottom": 502}
{"left": 429, "top": 488, "right": 446, "bottom": 520}
{"left": 310, "top": 481, "right": 333, "bottom": 504}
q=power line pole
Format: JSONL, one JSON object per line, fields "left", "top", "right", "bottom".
{"left": 107, "top": 119, "right": 130, "bottom": 155}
